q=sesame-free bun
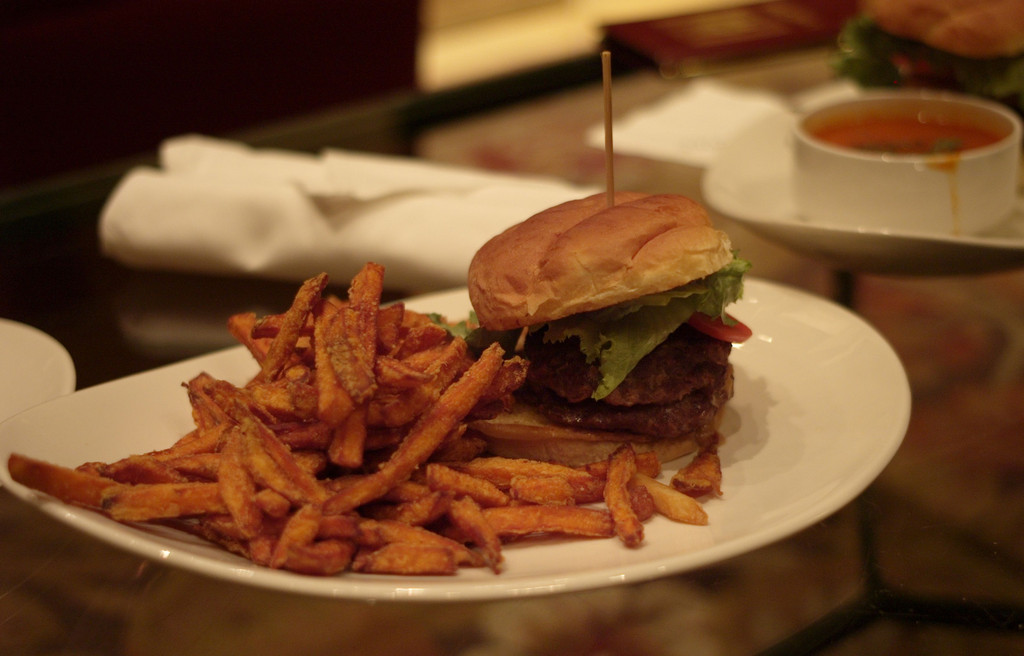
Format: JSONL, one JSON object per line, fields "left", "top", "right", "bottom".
{"left": 468, "top": 192, "right": 734, "bottom": 330}
{"left": 863, "top": 0, "right": 1024, "bottom": 58}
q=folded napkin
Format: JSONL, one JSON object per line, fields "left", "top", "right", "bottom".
{"left": 588, "top": 79, "right": 865, "bottom": 167}
{"left": 100, "top": 135, "right": 595, "bottom": 292}
{"left": 587, "top": 79, "right": 789, "bottom": 167}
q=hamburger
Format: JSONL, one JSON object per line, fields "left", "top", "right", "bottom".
{"left": 832, "top": 0, "right": 1024, "bottom": 110}
{"left": 466, "top": 191, "right": 751, "bottom": 466}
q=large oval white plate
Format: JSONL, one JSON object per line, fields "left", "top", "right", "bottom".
{"left": 0, "top": 280, "right": 909, "bottom": 601}
{"left": 0, "top": 318, "right": 75, "bottom": 422}
{"left": 702, "top": 110, "right": 1024, "bottom": 275}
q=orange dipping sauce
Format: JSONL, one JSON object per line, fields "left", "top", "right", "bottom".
{"left": 812, "top": 116, "right": 1004, "bottom": 154}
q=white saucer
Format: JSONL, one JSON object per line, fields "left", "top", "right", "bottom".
{"left": 0, "top": 318, "right": 75, "bottom": 423}
{"left": 702, "top": 110, "right": 1024, "bottom": 275}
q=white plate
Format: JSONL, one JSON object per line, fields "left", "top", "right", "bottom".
{"left": 0, "top": 318, "right": 75, "bottom": 422}
{"left": 0, "top": 281, "right": 909, "bottom": 601}
{"left": 702, "top": 110, "right": 1024, "bottom": 275}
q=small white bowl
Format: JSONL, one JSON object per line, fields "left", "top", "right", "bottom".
{"left": 792, "top": 90, "right": 1022, "bottom": 237}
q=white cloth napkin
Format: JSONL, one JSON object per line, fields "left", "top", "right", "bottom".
{"left": 100, "top": 135, "right": 595, "bottom": 292}
{"left": 587, "top": 79, "right": 790, "bottom": 167}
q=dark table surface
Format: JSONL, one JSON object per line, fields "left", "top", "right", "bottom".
{"left": 2, "top": 51, "right": 1024, "bottom": 655}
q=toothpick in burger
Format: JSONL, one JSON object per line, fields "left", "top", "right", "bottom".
{"left": 466, "top": 191, "right": 751, "bottom": 467}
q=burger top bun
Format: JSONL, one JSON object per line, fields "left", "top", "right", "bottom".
{"left": 468, "top": 191, "right": 733, "bottom": 331}
{"left": 862, "top": 0, "right": 1024, "bottom": 58}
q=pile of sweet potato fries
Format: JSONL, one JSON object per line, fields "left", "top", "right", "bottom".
{"left": 8, "top": 263, "right": 713, "bottom": 576}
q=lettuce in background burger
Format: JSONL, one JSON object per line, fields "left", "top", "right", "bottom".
{"left": 466, "top": 191, "right": 750, "bottom": 467}
{"left": 833, "top": 0, "right": 1024, "bottom": 110}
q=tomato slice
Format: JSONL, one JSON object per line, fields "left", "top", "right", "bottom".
{"left": 687, "top": 312, "right": 752, "bottom": 343}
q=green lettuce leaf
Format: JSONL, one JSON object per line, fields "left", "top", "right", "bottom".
{"left": 541, "top": 256, "right": 750, "bottom": 399}
{"left": 429, "top": 311, "right": 521, "bottom": 357}
{"left": 832, "top": 17, "right": 1024, "bottom": 108}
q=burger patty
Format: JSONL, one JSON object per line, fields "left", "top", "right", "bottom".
{"left": 520, "top": 376, "right": 731, "bottom": 439}
{"left": 520, "top": 324, "right": 734, "bottom": 438}
{"left": 522, "top": 324, "right": 732, "bottom": 406}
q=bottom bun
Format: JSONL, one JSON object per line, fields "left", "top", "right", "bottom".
{"left": 469, "top": 402, "right": 723, "bottom": 467}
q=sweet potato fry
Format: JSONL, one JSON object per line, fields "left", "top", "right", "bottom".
{"left": 8, "top": 453, "right": 120, "bottom": 509}
{"left": 326, "top": 405, "right": 367, "bottom": 468}
{"left": 470, "top": 356, "right": 529, "bottom": 417}
{"left": 291, "top": 450, "right": 328, "bottom": 476}
{"left": 630, "top": 479, "right": 656, "bottom": 522}
{"left": 316, "top": 514, "right": 360, "bottom": 540}
{"left": 240, "top": 425, "right": 326, "bottom": 506}
{"left": 579, "top": 450, "right": 661, "bottom": 480}
{"left": 185, "top": 515, "right": 253, "bottom": 559}
{"left": 282, "top": 539, "right": 355, "bottom": 576}
{"left": 451, "top": 457, "right": 604, "bottom": 504}
{"left": 162, "top": 453, "right": 223, "bottom": 481}
{"left": 482, "top": 505, "right": 615, "bottom": 539}
{"left": 381, "top": 479, "right": 433, "bottom": 503}
{"left": 321, "top": 263, "right": 382, "bottom": 414}
{"left": 364, "top": 490, "right": 452, "bottom": 526}
{"left": 218, "top": 428, "right": 263, "bottom": 538}
{"left": 633, "top": 473, "right": 708, "bottom": 525}
{"left": 429, "top": 429, "right": 488, "bottom": 463}
{"left": 447, "top": 496, "right": 503, "bottom": 572}
{"left": 247, "top": 533, "right": 276, "bottom": 567}
{"left": 368, "top": 338, "right": 469, "bottom": 428}
{"left": 374, "top": 355, "right": 433, "bottom": 389}
{"left": 323, "top": 343, "right": 505, "bottom": 514}
{"left": 270, "top": 504, "right": 322, "bottom": 568}
{"left": 509, "top": 475, "right": 575, "bottom": 506}
{"left": 344, "top": 261, "right": 384, "bottom": 372}
{"left": 376, "top": 302, "right": 405, "bottom": 355}
{"left": 353, "top": 543, "right": 457, "bottom": 576}
{"left": 227, "top": 312, "right": 271, "bottom": 364}
{"left": 424, "top": 463, "right": 509, "bottom": 508}
{"left": 326, "top": 311, "right": 376, "bottom": 405}
{"left": 671, "top": 441, "right": 723, "bottom": 498}
{"left": 254, "top": 488, "right": 292, "bottom": 518}
{"left": 356, "top": 519, "right": 483, "bottom": 568}
{"left": 251, "top": 310, "right": 314, "bottom": 340}
{"left": 185, "top": 373, "right": 233, "bottom": 432}
{"left": 271, "top": 421, "right": 333, "bottom": 450}
{"left": 604, "top": 445, "right": 644, "bottom": 548}
{"left": 95, "top": 454, "right": 189, "bottom": 485}
{"left": 258, "top": 273, "right": 328, "bottom": 383}
{"left": 313, "top": 299, "right": 356, "bottom": 426}
{"left": 211, "top": 381, "right": 327, "bottom": 505}
{"left": 101, "top": 482, "right": 226, "bottom": 521}
{"left": 151, "top": 427, "right": 229, "bottom": 467}
{"left": 245, "top": 377, "right": 318, "bottom": 423}
{"left": 392, "top": 323, "right": 451, "bottom": 361}
{"left": 389, "top": 340, "right": 463, "bottom": 374}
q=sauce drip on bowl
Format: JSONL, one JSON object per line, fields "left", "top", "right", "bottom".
{"left": 927, "top": 153, "right": 962, "bottom": 235}
{"left": 813, "top": 117, "right": 1003, "bottom": 154}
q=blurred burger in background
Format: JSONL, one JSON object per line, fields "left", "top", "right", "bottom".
{"left": 832, "top": 0, "right": 1024, "bottom": 110}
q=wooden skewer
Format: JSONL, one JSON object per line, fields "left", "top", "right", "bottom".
{"left": 602, "top": 50, "right": 615, "bottom": 208}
